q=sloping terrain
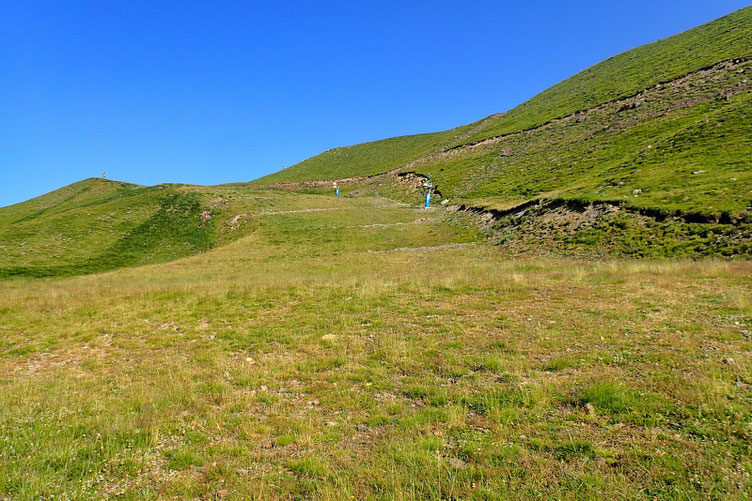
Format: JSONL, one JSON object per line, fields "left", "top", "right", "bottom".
{"left": 416, "top": 59, "right": 752, "bottom": 215}
{"left": 1, "top": 193, "right": 750, "bottom": 498}
{"left": 250, "top": 7, "right": 752, "bottom": 258}
{"left": 0, "top": 179, "right": 480, "bottom": 278}
{"left": 249, "top": 129, "right": 463, "bottom": 185}
{"left": 2, "top": 8, "right": 752, "bottom": 500}
{"left": 460, "top": 6, "right": 752, "bottom": 143}
{"left": 0, "top": 179, "right": 218, "bottom": 278}
{"left": 4, "top": 9, "right": 750, "bottom": 271}
{"left": 249, "top": 115, "right": 502, "bottom": 185}
{"left": 255, "top": 7, "right": 752, "bottom": 191}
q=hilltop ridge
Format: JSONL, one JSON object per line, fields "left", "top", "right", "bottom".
{"left": 462, "top": 6, "right": 752, "bottom": 143}
{"left": 0, "top": 179, "right": 217, "bottom": 278}
{"left": 1, "top": 6, "right": 751, "bottom": 278}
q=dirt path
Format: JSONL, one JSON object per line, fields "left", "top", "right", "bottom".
{"left": 290, "top": 219, "right": 435, "bottom": 231}
{"left": 252, "top": 207, "right": 347, "bottom": 216}
{"left": 366, "top": 242, "right": 478, "bottom": 254}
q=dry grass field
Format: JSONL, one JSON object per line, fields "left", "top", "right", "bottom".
{"left": 3, "top": 9, "right": 752, "bottom": 498}
{"left": 1, "top": 192, "right": 750, "bottom": 499}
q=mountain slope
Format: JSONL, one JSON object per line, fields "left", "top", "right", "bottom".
{"left": 419, "top": 59, "right": 752, "bottom": 216}
{"left": 242, "top": 7, "right": 752, "bottom": 256}
{"left": 250, "top": 121, "right": 482, "bottom": 186}
{"left": 2, "top": 7, "right": 751, "bottom": 276}
{"left": 253, "top": 6, "right": 752, "bottom": 212}
{"left": 462, "top": 6, "right": 752, "bottom": 144}
{"left": 0, "top": 179, "right": 217, "bottom": 278}
{"left": 0, "top": 178, "right": 480, "bottom": 278}
{"left": 248, "top": 6, "right": 752, "bottom": 258}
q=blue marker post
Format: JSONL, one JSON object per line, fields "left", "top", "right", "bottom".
{"left": 423, "top": 174, "right": 433, "bottom": 209}
{"left": 333, "top": 182, "right": 339, "bottom": 197}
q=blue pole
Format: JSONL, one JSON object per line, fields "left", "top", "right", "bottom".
{"left": 336, "top": 187, "right": 339, "bottom": 197}
{"left": 425, "top": 191, "right": 431, "bottom": 208}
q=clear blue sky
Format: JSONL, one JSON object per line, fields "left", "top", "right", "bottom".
{"left": 1, "top": 1, "right": 749, "bottom": 207}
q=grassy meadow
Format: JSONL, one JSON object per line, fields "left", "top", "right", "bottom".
{"left": 1, "top": 192, "right": 751, "bottom": 499}
{"left": 2, "top": 7, "right": 752, "bottom": 499}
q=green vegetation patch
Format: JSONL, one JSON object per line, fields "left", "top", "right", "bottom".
{"left": 251, "top": 126, "right": 471, "bottom": 185}
{"left": 462, "top": 6, "right": 752, "bottom": 143}
{"left": 0, "top": 186, "right": 216, "bottom": 278}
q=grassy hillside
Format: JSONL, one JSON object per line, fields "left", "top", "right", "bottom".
{"left": 257, "top": 53, "right": 752, "bottom": 259}
{"left": 1, "top": 8, "right": 751, "bottom": 499}
{"left": 418, "top": 60, "right": 752, "bottom": 218}
{"left": 0, "top": 178, "right": 141, "bottom": 227}
{"left": 3, "top": 8, "right": 752, "bottom": 499}
{"left": 0, "top": 178, "right": 476, "bottom": 278}
{"left": 462, "top": 6, "right": 752, "bottom": 143}
{"left": 3, "top": 8, "right": 752, "bottom": 277}
{"left": 1, "top": 193, "right": 750, "bottom": 498}
{"left": 0, "top": 179, "right": 218, "bottom": 278}
{"left": 251, "top": 7, "right": 752, "bottom": 227}
{"left": 251, "top": 125, "right": 471, "bottom": 185}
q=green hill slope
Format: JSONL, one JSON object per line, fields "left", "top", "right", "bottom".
{"left": 0, "top": 179, "right": 484, "bottom": 278}
{"left": 0, "top": 179, "right": 217, "bottom": 278}
{"left": 251, "top": 7, "right": 752, "bottom": 249}
{"left": 251, "top": 123, "right": 475, "bottom": 185}
{"left": 244, "top": 7, "right": 752, "bottom": 258}
{"left": 420, "top": 59, "right": 752, "bottom": 216}
{"left": 3, "top": 7, "right": 751, "bottom": 275}
{"left": 253, "top": 6, "right": 752, "bottom": 211}
{"left": 462, "top": 6, "right": 752, "bottom": 144}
